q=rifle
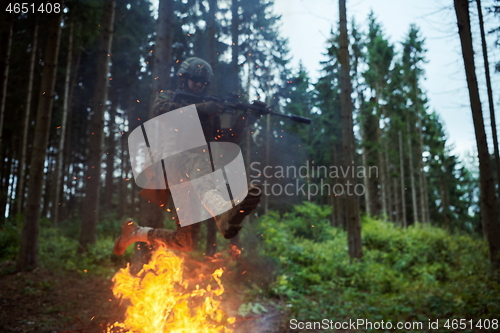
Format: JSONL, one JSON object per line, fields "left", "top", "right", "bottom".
{"left": 173, "top": 89, "right": 311, "bottom": 125}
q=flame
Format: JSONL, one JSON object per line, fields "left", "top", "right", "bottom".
{"left": 107, "top": 248, "right": 235, "bottom": 332}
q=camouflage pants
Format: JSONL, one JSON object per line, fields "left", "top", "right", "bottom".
{"left": 147, "top": 222, "right": 202, "bottom": 252}
{"left": 140, "top": 150, "right": 215, "bottom": 252}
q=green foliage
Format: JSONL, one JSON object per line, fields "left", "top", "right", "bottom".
{"left": 259, "top": 203, "right": 499, "bottom": 325}
{"left": 0, "top": 221, "right": 20, "bottom": 261}
{"left": 0, "top": 218, "right": 131, "bottom": 278}
{"left": 38, "top": 226, "right": 131, "bottom": 278}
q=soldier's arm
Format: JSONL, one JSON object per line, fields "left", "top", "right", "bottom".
{"left": 152, "top": 91, "right": 222, "bottom": 118}
{"left": 151, "top": 91, "right": 183, "bottom": 117}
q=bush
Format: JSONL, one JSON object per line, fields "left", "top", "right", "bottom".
{"left": 38, "top": 226, "right": 132, "bottom": 278}
{"left": 259, "top": 204, "right": 500, "bottom": 327}
{"left": 0, "top": 221, "right": 21, "bottom": 262}
{"left": 0, "top": 217, "right": 131, "bottom": 278}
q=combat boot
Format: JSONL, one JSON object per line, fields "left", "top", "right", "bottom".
{"left": 202, "top": 185, "right": 262, "bottom": 239}
{"left": 113, "top": 218, "right": 152, "bottom": 255}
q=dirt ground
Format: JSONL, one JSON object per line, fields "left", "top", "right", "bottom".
{"left": 0, "top": 261, "right": 126, "bottom": 333}
{"left": 0, "top": 260, "right": 285, "bottom": 333}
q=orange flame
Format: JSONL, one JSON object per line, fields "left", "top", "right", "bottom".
{"left": 107, "top": 248, "right": 235, "bottom": 332}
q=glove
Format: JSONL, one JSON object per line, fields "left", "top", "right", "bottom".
{"left": 196, "top": 101, "right": 223, "bottom": 117}
{"left": 247, "top": 101, "right": 266, "bottom": 122}
{"left": 244, "top": 109, "right": 261, "bottom": 124}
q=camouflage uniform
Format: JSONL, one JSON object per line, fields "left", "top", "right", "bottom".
{"left": 143, "top": 90, "right": 220, "bottom": 252}
{"left": 114, "top": 58, "right": 260, "bottom": 255}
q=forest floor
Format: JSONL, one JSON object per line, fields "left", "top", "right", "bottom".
{"left": 0, "top": 260, "right": 124, "bottom": 333}
{"left": 0, "top": 260, "right": 286, "bottom": 333}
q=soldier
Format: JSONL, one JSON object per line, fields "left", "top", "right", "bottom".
{"left": 114, "top": 57, "right": 261, "bottom": 255}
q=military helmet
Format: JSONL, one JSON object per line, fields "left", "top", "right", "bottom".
{"left": 177, "top": 57, "right": 213, "bottom": 84}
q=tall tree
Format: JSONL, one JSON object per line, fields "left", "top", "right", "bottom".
{"left": 361, "top": 13, "right": 394, "bottom": 219}
{"left": 79, "top": 0, "right": 116, "bottom": 251}
{"left": 454, "top": 0, "right": 500, "bottom": 267}
{"left": 207, "top": 0, "right": 218, "bottom": 93}
{"left": 205, "top": 0, "right": 218, "bottom": 256}
{"left": 477, "top": 0, "right": 500, "bottom": 198}
{"left": 103, "top": 95, "right": 116, "bottom": 214}
{"left": 339, "top": 0, "right": 362, "bottom": 259}
{"left": 149, "top": 0, "right": 174, "bottom": 117}
{"left": 401, "top": 25, "right": 427, "bottom": 224}
{"left": 52, "top": 17, "right": 74, "bottom": 226}
{"left": 231, "top": 0, "right": 240, "bottom": 90}
{"left": 16, "top": 18, "right": 39, "bottom": 216}
{"left": 17, "top": 12, "right": 63, "bottom": 270}
{"left": 398, "top": 130, "right": 407, "bottom": 227}
{"left": 0, "top": 15, "right": 13, "bottom": 153}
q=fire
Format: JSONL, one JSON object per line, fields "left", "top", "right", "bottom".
{"left": 107, "top": 247, "right": 235, "bottom": 332}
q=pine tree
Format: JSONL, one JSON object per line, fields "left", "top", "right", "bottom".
{"left": 454, "top": 0, "right": 500, "bottom": 267}
{"left": 0, "top": 12, "right": 13, "bottom": 153}
{"left": 79, "top": 0, "right": 116, "bottom": 251}
{"left": 361, "top": 13, "right": 394, "bottom": 219}
{"left": 52, "top": 16, "right": 74, "bottom": 226}
{"left": 476, "top": 0, "right": 500, "bottom": 199}
{"left": 15, "top": 17, "right": 39, "bottom": 216}
{"left": 17, "top": 12, "right": 63, "bottom": 270}
{"left": 339, "top": 0, "right": 362, "bottom": 259}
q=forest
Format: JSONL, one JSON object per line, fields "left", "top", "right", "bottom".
{"left": 0, "top": 0, "right": 499, "bottom": 332}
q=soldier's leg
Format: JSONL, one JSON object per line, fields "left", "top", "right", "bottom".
{"left": 114, "top": 218, "right": 201, "bottom": 255}
{"left": 114, "top": 151, "right": 261, "bottom": 255}
{"left": 114, "top": 183, "right": 203, "bottom": 255}
{"left": 148, "top": 222, "right": 201, "bottom": 252}
{"left": 179, "top": 151, "right": 263, "bottom": 238}
{"left": 202, "top": 184, "right": 262, "bottom": 238}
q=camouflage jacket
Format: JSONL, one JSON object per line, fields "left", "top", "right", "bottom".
{"left": 151, "top": 90, "right": 216, "bottom": 143}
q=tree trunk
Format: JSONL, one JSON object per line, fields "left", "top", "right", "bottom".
{"left": 79, "top": 0, "right": 116, "bottom": 251}
{"left": 17, "top": 12, "right": 63, "bottom": 270}
{"left": 60, "top": 52, "right": 81, "bottom": 223}
{"left": 16, "top": 19, "right": 39, "bottom": 216}
{"left": 439, "top": 177, "right": 450, "bottom": 230}
{"left": 398, "top": 130, "right": 407, "bottom": 228}
{"left": 104, "top": 97, "right": 117, "bottom": 214}
{"left": 360, "top": 131, "right": 371, "bottom": 217}
{"left": 205, "top": 0, "right": 219, "bottom": 256}
{"left": 417, "top": 115, "right": 427, "bottom": 223}
{"left": 384, "top": 139, "right": 393, "bottom": 222}
{"left": 339, "top": 0, "right": 362, "bottom": 259}
{"left": 7, "top": 152, "right": 17, "bottom": 217}
{"left": 52, "top": 18, "right": 74, "bottom": 226}
{"left": 454, "top": 0, "right": 500, "bottom": 267}
{"left": 407, "top": 121, "right": 419, "bottom": 223}
{"left": 42, "top": 154, "right": 54, "bottom": 218}
{"left": 207, "top": 0, "right": 218, "bottom": 94}
{"left": 137, "top": 0, "right": 174, "bottom": 260}
{"left": 376, "top": 93, "right": 387, "bottom": 219}
{"left": 362, "top": 112, "right": 379, "bottom": 217}
{"left": 477, "top": 0, "right": 500, "bottom": 199}
{"left": 0, "top": 17, "right": 13, "bottom": 153}
{"left": 0, "top": 146, "right": 9, "bottom": 221}
{"left": 332, "top": 143, "right": 342, "bottom": 227}
{"left": 1, "top": 146, "right": 14, "bottom": 220}
{"left": 149, "top": 0, "right": 174, "bottom": 118}
{"left": 142, "top": 0, "right": 171, "bottom": 233}
{"left": 264, "top": 114, "right": 270, "bottom": 214}
{"left": 393, "top": 177, "right": 399, "bottom": 223}
{"left": 231, "top": 0, "right": 239, "bottom": 89}
{"left": 118, "top": 132, "right": 127, "bottom": 218}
